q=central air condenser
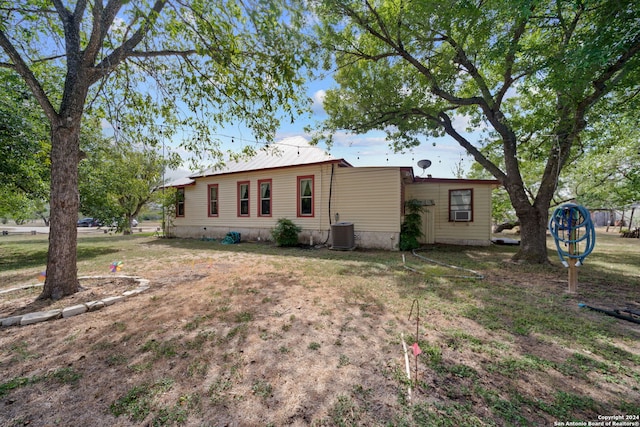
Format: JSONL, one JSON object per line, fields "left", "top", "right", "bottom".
{"left": 331, "top": 222, "right": 355, "bottom": 250}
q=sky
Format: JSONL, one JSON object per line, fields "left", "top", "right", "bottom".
{"left": 157, "top": 74, "right": 477, "bottom": 182}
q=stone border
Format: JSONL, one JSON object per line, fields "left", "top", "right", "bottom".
{"left": 0, "top": 275, "right": 150, "bottom": 327}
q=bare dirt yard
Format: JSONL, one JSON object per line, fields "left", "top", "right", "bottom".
{"left": 0, "top": 232, "right": 639, "bottom": 426}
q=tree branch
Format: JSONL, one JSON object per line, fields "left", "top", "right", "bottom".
{"left": 128, "top": 49, "right": 198, "bottom": 59}
{"left": 0, "top": 30, "right": 57, "bottom": 121}
{"left": 90, "top": 0, "right": 167, "bottom": 85}
{"left": 437, "top": 112, "right": 507, "bottom": 182}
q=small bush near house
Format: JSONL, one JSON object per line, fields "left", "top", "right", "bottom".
{"left": 271, "top": 218, "right": 301, "bottom": 247}
{"left": 399, "top": 199, "right": 424, "bottom": 251}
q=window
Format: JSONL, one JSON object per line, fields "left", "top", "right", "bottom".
{"left": 237, "top": 181, "right": 250, "bottom": 216}
{"left": 258, "top": 179, "right": 272, "bottom": 217}
{"left": 208, "top": 184, "right": 219, "bottom": 217}
{"left": 176, "top": 187, "right": 185, "bottom": 217}
{"left": 449, "top": 189, "right": 473, "bottom": 221}
{"left": 297, "top": 175, "right": 314, "bottom": 217}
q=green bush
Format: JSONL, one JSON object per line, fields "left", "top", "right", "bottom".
{"left": 399, "top": 199, "right": 424, "bottom": 251}
{"left": 272, "top": 218, "right": 301, "bottom": 247}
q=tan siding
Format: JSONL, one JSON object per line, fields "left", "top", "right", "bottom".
{"left": 406, "top": 181, "right": 494, "bottom": 243}
{"left": 331, "top": 167, "right": 401, "bottom": 232}
{"left": 176, "top": 165, "right": 402, "bottom": 234}
{"left": 174, "top": 164, "right": 328, "bottom": 231}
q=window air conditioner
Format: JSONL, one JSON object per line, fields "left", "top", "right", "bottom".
{"left": 454, "top": 210, "right": 471, "bottom": 221}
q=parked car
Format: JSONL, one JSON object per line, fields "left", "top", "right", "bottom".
{"left": 131, "top": 219, "right": 138, "bottom": 227}
{"left": 77, "top": 217, "right": 100, "bottom": 227}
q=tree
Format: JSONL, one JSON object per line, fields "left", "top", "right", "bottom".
{"left": 79, "top": 137, "right": 169, "bottom": 234}
{"left": 313, "top": 0, "right": 640, "bottom": 263}
{"left": 0, "top": 0, "right": 311, "bottom": 299}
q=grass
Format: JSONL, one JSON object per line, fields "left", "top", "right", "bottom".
{"left": 1, "top": 230, "right": 639, "bottom": 425}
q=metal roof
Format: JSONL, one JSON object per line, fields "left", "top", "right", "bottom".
{"left": 190, "top": 136, "right": 349, "bottom": 178}
{"left": 163, "top": 176, "right": 196, "bottom": 187}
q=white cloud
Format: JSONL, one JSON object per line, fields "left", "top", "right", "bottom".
{"left": 311, "top": 90, "right": 326, "bottom": 115}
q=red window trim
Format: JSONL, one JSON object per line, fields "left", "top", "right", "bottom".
{"left": 237, "top": 181, "right": 250, "bottom": 217}
{"left": 448, "top": 188, "right": 474, "bottom": 222}
{"left": 297, "top": 175, "right": 314, "bottom": 218}
{"left": 207, "top": 184, "right": 219, "bottom": 217}
{"left": 257, "top": 179, "right": 272, "bottom": 217}
{"left": 176, "top": 187, "right": 185, "bottom": 218}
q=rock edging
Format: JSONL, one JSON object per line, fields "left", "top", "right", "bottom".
{"left": 1, "top": 275, "right": 150, "bottom": 327}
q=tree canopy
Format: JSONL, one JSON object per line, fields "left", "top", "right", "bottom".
{"left": 313, "top": 0, "right": 640, "bottom": 263}
{"left": 0, "top": 70, "right": 50, "bottom": 200}
{"left": 79, "top": 137, "right": 169, "bottom": 233}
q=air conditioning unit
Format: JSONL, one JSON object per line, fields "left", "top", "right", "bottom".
{"left": 454, "top": 210, "right": 472, "bottom": 221}
{"left": 331, "top": 222, "right": 355, "bottom": 250}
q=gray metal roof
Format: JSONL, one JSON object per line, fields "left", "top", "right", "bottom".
{"left": 163, "top": 176, "right": 196, "bottom": 187}
{"left": 190, "top": 136, "right": 349, "bottom": 178}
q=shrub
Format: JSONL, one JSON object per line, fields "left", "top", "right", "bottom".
{"left": 272, "top": 218, "right": 301, "bottom": 247}
{"left": 399, "top": 199, "right": 425, "bottom": 251}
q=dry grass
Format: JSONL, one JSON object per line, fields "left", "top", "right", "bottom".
{"left": 0, "top": 230, "right": 638, "bottom": 426}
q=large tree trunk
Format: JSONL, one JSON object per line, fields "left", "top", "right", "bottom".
{"left": 39, "top": 122, "right": 80, "bottom": 300}
{"left": 512, "top": 205, "right": 550, "bottom": 264}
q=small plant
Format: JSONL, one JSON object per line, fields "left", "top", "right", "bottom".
{"left": 110, "top": 379, "right": 174, "bottom": 422}
{"left": 50, "top": 367, "right": 82, "bottom": 384}
{"left": 234, "top": 311, "right": 254, "bottom": 323}
{"left": 399, "top": 199, "right": 425, "bottom": 251}
{"left": 0, "top": 377, "right": 32, "bottom": 397}
{"left": 271, "top": 218, "right": 301, "bottom": 247}
{"left": 338, "top": 354, "right": 350, "bottom": 367}
{"left": 110, "top": 384, "right": 154, "bottom": 421}
{"left": 308, "top": 342, "right": 321, "bottom": 351}
{"left": 141, "top": 339, "right": 178, "bottom": 359}
{"left": 106, "top": 354, "right": 128, "bottom": 367}
{"left": 252, "top": 380, "right": 273, "bottom": 398}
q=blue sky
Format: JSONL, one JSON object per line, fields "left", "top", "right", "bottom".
{"left": 277, "top": 78, "right": 476, "bottom": 178}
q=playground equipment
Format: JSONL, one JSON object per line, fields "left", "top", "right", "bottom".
{"left": 548, "top": 203, "right": 596, "bottom": 292}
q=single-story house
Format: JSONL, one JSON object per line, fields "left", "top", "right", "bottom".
{"left": 167, "top": 137, "right": 500, "bottom": 250}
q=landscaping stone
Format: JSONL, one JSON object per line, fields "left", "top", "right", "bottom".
{"left": 86, "top": 300, "right": 105, "bottom": 311}
{"left": 1, "top": 315, "right": 23, "bottom": 327}
{"left": 20, "top": 309, "right": 61, "bottom": 325}
{"left": 2, "top": 275, "right": 151, "bottom": 327}
{"left": 62, "top": 304, "right": 88, "bottom": 318}
{"left": 101, "top": 296, "right": 124, "bottom": 305}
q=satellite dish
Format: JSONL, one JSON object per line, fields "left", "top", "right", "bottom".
{"left": 417, "top": 159, "right": 432, "bottom": 170}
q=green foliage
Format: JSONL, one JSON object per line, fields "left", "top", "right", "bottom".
{"left": 0, "top": 377, "right": 31, "bottom": 398}
{"left": 565, "top": 112, "right": 640, "bottom": 209}
{"left": 0, "top": 70, "right": 50, "bottom": 200}
{"left": 0, "top": 70, "right": 51, "bottom": 222}
{"left": 308, "top": 342, "right": 321, "bottom": 350}
{"left": 79, "top": 137, "right": 165, "bottom": 233}
{"left": 271, "top": 218, "right": 301, "bottom": 247}
{"left": 399, "top": 199, "right": 424, "bottom": 251}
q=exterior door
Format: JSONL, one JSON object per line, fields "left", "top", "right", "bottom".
{"left": 420, "top": 208, "right": 435, "bottom": 244}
